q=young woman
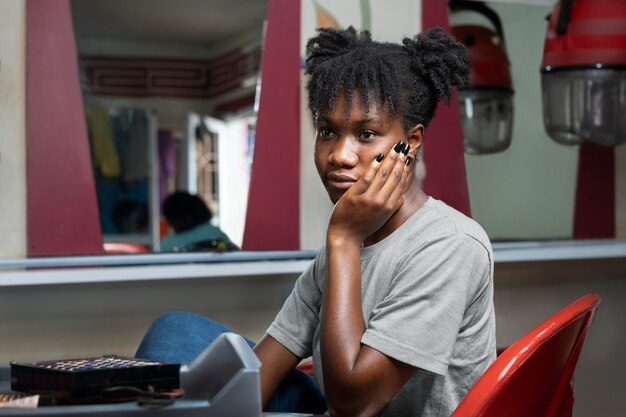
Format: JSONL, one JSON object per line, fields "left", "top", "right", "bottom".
{"left": 137, "top": 26, "right": 496, "bottom": 417}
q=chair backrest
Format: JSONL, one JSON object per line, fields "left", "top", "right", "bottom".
{"left": 451, "top": 293, "right": 600, "bottom": 417}
{"left": 103, "top": 242, "right": 150, "bottom": 254}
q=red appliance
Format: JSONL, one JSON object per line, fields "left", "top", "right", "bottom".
{"left": 541, "top": 0, "right": 626, "bottom": 146}
{"left": 451, "top": 1, "right": 514, "bottom": 155}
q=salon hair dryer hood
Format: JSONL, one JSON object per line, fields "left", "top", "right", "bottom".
{"left": 451, "top": 2, "right": 514, "bottom": 155}
{"left": 541, "top": 0, "right": 626, "bottom": 146}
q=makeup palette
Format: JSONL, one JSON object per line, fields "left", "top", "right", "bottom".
{"left": 10, "top": 355, "right": 180, "bottom": 403}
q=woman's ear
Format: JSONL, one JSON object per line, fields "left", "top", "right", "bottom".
{"left": 406, "top": 124, "right": 424, "bottom": 156}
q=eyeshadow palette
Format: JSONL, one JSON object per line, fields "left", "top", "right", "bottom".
{"left": 10, "top": 355, "right": 180, "bottom": 403}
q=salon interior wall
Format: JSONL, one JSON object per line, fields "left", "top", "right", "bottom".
{"left": 0, "top": 2, "right": 71, "bottom": 257}
{"left": 0, "top": 0, "right": 27, "bottom": 259}
{"left": 0, "top": 260, "right": 624, "bottom": 417}
{"left": 299, "top": 0, "right": 423, "bottom": 250}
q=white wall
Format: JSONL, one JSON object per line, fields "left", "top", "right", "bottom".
{"left": 299, "top": 78, "right": 333, "bottom": 250}
{"left": 494, "top": 259, "right": 626, "bottom": 417}
{"left": 0, "top": 273, "right": 297, "bottom": 362}
{"left": 0, "top": 0, "right": 26, "bottom": 259}
{"left": 0, "top": 258, "right": 623, "bottom": 417}
{"left": 217, "top": 118, "right": 251, "bottom": 246}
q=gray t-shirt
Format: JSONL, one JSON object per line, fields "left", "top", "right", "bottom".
{"left": 267, "top": 197, "right": 496, "bottom": 417}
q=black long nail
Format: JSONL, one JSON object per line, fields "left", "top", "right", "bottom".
{"left": 394, "top": 141, "right": 405, "bottom": 153}
{"left": 402, "top": 144, "right": 411, "bottom": 155}
{"left": 375, "top": 153, "right": 384, "bottom": 162}
{"left": 405, "top": 156, "right": 412, "bottom": 166}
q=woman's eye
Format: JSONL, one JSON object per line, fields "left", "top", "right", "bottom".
{"left": 319, "top": 128, "right": 334, "bottom": 138}
{"left": 359, "top": 131, "right": 376, "bottom": 141}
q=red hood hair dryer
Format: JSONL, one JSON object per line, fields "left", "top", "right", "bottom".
{"left": 541, "top": 0, "right": 626, "bottom": 146}
{"left": 450, "top": 1, "right": 514, "bottom": 155}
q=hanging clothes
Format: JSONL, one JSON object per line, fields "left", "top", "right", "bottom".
{"left": 113, "top": 109, "right": 151, "bottom": 182}
{"left": 87, "top": 105, "right": 120, "bottom": 177}
{"left": 90, "top": 106, "right": 155, "bottom": 236}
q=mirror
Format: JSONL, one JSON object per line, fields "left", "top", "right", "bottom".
{"left": 71, "top": 0, "right": 266, "bottom": 253}
{"left": 2, "top": 0, "right": 624, "bottom": 262}
{"left": 451, "top": 0, "right": 626, "bottom": 242}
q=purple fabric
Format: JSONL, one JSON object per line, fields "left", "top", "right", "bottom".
{"left": 158, "top": 130, "right": 176, "bottom": 213}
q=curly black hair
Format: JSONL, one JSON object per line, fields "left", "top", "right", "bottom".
{"left": 163, "top": 191, "right": 212, "bottom": 233}
{"left": 305, "top": 26, "right": 470, "bottom": 130}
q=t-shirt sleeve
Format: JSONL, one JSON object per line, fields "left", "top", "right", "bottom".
{"left": 265, "top": 252, "right": 323, "bottom": 358}
{"left": 361, "top": 233, "right": 491, "bottom": 376}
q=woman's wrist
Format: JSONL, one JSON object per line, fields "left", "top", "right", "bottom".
{"left": 326, "top": 228, "right": 363, "bottom": 248}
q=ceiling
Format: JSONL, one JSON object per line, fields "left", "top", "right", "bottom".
{"left": 70, "top": 1, "right": 555, "bottom": 47}
{"left": 70, "top": 0, "right": 268, "bottom": 46}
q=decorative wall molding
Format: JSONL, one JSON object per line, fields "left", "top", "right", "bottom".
{"left": 81, "top": 47, "right": 261, "bottom": 99}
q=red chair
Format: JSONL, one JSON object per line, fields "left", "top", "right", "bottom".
{"left": 297, "top": 359, "right": 314, "bottom": 376}
{"left": 451, "top": 293, "right": 601, "bottom": 417}
{"left": 103, "top": 242, "right": 150, "bottom": 254}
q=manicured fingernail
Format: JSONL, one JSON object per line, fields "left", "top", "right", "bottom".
{"left": 402, "top": 144, "right": 411, "bottom": 155}
{"left": 394, "top": 141, "right": 405, "bottom": 153}
{"left": 375, "top": 153, "right": 384, "bottom": 162}
{"left": 405, "top": 156, "right": 412, "bottom": 166}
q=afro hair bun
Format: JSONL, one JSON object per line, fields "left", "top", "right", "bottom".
{"left": 402, "top": 27, "right": 470, "bottom": 104}
{"left": 305, "top": 26, "right": 372, "bottom": 75}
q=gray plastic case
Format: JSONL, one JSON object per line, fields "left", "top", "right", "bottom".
{"left": 0, "top": 333, "right": 262, "bottom": 417}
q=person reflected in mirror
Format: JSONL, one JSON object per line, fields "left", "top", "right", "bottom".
{"left": 111, "top": 199, "right": 148, "bottom": 234}
{"left": 160, "top": 191, "right": 238, "bottom": 252}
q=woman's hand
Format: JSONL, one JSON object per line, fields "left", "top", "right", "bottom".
{"left": 327, "top": 140, "right": 414, "bottom": 246}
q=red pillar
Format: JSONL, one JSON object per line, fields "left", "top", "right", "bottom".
{"left": 573, "top": 142, "right": 615, "bottom": 239}
{"left": 242, "top": 0, "right": 301, "bottom": 250}
{"left": 421, "top": 0, "right": 472, "bottom": 217}
{"left": 26, "top": 0, "right": 103, "bottom": 256}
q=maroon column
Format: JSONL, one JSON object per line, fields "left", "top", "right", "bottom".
{"left": 420, "top": 0, "right": 472, "bottom": 217}
{"left": 242, "top": 0, "right": 301, "bottom": 250}
{"left": 573, "top": 142, "right": 615, "bottom": 239}
{"left": 26, "top": 0, "right": 103, "bottom": 256}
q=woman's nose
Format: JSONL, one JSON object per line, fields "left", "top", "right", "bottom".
{"left": 328, "top": 136, "right": 358, "bottom": 167}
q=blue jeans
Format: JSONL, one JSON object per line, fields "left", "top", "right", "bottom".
{"left": 135, "top": 312, "right": 327, "bottom": 414}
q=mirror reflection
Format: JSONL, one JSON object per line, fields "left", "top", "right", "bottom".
{"left": 4, "top": 0, "right": 621, "bottom": 261}
{"left": 71, "top": 0, "right": 266, "bottom": 253}
{"left": 451, "top": 1, "right": 578, "bottom": 242}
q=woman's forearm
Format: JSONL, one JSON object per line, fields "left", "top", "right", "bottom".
{"left": 254, "top": 335, "right": 301, "bottom": 409}
{"left": 321, "top": 235, "right": 369, "bottom": 415}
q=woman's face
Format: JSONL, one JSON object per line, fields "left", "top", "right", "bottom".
{"left": 314, "top": 92, "right": 421, "bottom": 203}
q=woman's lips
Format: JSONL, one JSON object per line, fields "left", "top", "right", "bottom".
{"left": 326, "top": 173, "right": 357, "bottom": 190}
